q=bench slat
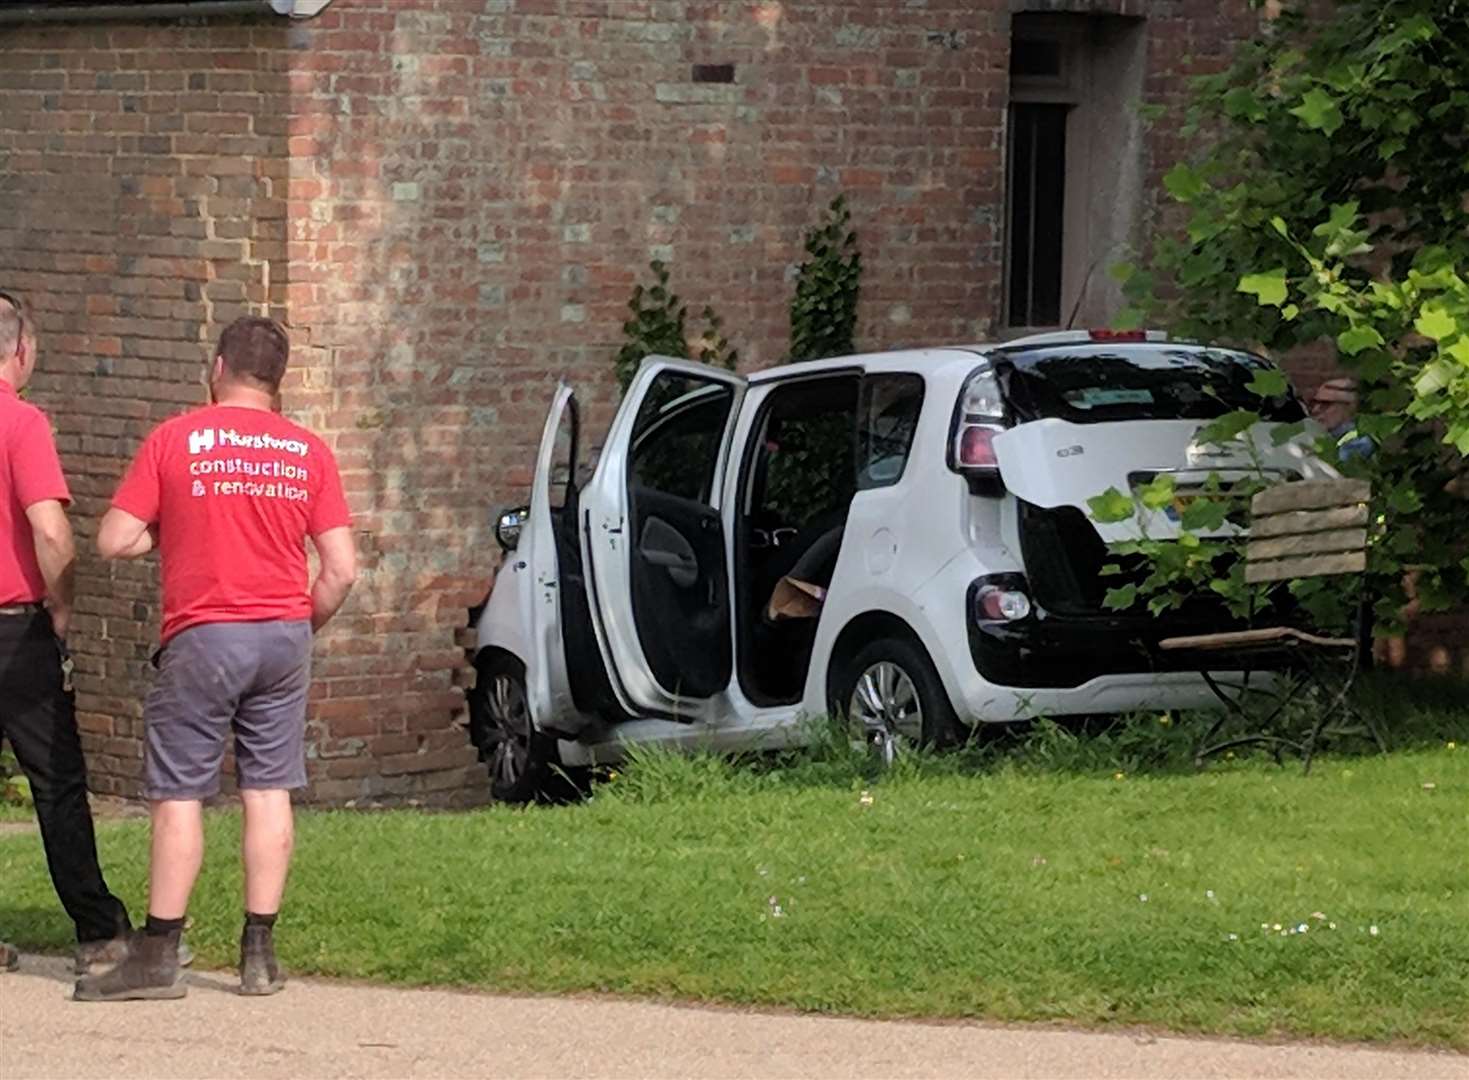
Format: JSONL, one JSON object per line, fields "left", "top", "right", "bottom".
{"left": 1251, "top": 478, "right": 1370, "bottom": 515}
{"left": 1245, "top": 550, "right": 1367, "bottom": 583}
{"left": 1250, "top": 504, "right": 1369, "bottom": 538}
{"left": 1246, "top": 527, "right": 1367, "bottom": 562}
{"left": 1158, "top": 626, "right": 1357, "bottom": 651}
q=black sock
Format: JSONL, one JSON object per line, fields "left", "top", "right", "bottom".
{"left": 244, "top": 911, "right": 278, "bottom": 930}
{"left": 144, "top": 915, "right": 185, "bottom": 937}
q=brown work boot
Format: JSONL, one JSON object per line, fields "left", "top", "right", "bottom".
{"left": 239, "top": 924, "right": 285, "bottom": 996}
{"left": 1, "top": 941, "right": 18, "bottom": 972}
{"left": 72, "top": 930, "right": 185, "bottom": 1002}
{"left": 75, "top": 931, "right": 194, "bottom": 976}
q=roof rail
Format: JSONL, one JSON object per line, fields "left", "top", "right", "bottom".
{"left": 1000, "top": 328, "right": 1170, "bottom": 348}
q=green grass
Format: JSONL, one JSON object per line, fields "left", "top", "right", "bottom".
{"left": 0, "top": 678, "right": 1465, "bottom": 1047}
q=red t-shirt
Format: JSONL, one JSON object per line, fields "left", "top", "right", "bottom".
{"left": 112, "top": 404, "right": 351, "bottom": 644}
{"left": 1, "top": 380, "right": 71, "bottom": 607}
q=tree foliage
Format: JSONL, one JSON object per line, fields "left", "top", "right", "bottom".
{"left": 1114, "top": 0, "right": 1469, "bottom": 629}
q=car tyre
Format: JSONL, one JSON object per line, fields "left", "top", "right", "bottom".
{"left": 836, "top": 636, "right": 965, "bottom": 764}
{"left": 469, "top": 652, "right": 559, "bottom": 804}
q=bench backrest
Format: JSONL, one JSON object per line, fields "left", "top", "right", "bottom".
{"left": 1244, "top": 479, "right": 1371, "bottom": 584}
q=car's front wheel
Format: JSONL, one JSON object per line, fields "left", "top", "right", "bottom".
{"left": 835, "top": 636, "right": 965, "bottom": 764}
{"left": 468, "top": 652, "right": 558, "bottom": 804}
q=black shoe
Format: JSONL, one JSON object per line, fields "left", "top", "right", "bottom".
{"left": 73, "top": 930, "right": 185, "bottom": 1002}
{"left": 75, "top": 931, "right": 194, "bottom": 976}
{"left": 239, "top": 925, "right": 285, "bottom": 996}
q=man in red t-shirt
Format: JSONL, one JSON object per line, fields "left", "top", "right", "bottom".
{"left": 0, "top": 290, "right": 135, "bottom": 975}
{"left": 77, "top": 316, "right": 357, "bottom": 1002}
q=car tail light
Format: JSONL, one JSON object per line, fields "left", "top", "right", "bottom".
{"left": 972, "top": 578, "right": 1033, "bottom": 622}
{"left": 950, "top": 365, "right": 1007, "bottom": 495}
{"left": 958, "top": 425, "right": 999, "bottom": 468}
{"left": 1088, "top": 329, "right": 1148, "bottom": 342}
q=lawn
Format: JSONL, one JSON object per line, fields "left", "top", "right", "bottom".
{"left": 1, "top": 679, "right": 1465, "bottom": 1048}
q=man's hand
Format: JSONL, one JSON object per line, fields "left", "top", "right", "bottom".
{"left": 47, "top": 602, "right": 71, "bottom": 641}
{"left": 25, "top": 499, "right": 75, "bottom": 624}
{"left": 309, "top": 526, "right": 357, "bottom": 632}
{"left": 97, "top": 507, "right": 156, "bottom": 560}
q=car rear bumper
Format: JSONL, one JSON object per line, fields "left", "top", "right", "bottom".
{"left": 966, "top": 606, "right": 1292, "bottom": 690}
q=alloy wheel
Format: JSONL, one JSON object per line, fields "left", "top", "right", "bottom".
{"left": 484, "top": 674, "right": 532, "bottom": 789}
{"left": 848, "top": 660, "right": 924, "bottom": 766}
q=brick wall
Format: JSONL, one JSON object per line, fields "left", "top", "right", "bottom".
{"left": 0, "top": 16, "right": 294, "bottom": 797}
{"left": 19, "top": 0, "right": 1437, "bottom": 810}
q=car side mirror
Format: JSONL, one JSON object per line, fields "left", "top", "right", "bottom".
{"left": 495, "top": 505, "right": 529, "bottom": 552}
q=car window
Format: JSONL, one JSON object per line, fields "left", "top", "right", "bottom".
{"left": 628, "top": 374, "right": 736, "bottom": 505}
{"left": 857, "top": 374, "right": 925, "bottom": 490}
{"left": 998, "top": 345, "right": 1306, "bottom": 424}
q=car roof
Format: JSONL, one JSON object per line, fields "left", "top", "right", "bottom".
{"left": 745, "top": 346, "right": 989, "bottom": 384}
{"left": 741, "top": 331, "right": 1267, "bottom": 385}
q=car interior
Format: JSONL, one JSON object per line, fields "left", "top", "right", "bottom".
{"left": 737, "top": 375, "right": 862, "bottom": 705}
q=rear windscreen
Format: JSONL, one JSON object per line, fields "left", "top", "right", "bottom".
{"left": 996, "top": 344, "right": 1306, "bottom": 424}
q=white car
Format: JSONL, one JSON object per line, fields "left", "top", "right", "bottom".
{"left": 468, "top": 329, "right": 1334, "bottom": 802}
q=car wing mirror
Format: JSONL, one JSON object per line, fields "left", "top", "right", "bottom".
{"left": 495, "top": 505, "right": 530, "bottom": 552}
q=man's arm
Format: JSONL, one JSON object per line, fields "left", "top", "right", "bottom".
{"left": 310, "top": 526, "right": 357, "bottom": 632}
{"left": 25, "top": 499, "right": 75, "bottom": 638}
{"left": 97, "top": 507, "right": 156, "bottom": 561}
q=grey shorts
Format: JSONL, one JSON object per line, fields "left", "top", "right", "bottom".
{"left": 144, "top": 620, "right": 312, "bottom": 801}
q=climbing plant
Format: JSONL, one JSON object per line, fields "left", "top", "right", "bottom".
{"left": 614, "top": 260, "right": 735, "bottom": 395}
{"left": 788, "top": 195, "right": 862, "bottom": 363}
{"left": 762, "top": 195, "right": 866, "bottom": 527}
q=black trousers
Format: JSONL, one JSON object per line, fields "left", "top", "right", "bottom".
{"left": 0, "top": 609, "right": 130, "bottom": 943}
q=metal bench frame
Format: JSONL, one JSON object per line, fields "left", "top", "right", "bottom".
{"left": 1159, "top": 479, "right": 1386, "bottom": 772}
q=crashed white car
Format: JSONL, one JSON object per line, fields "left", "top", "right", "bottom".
{"left": 467, "top": 329, "right": 1334, "bottom": 802}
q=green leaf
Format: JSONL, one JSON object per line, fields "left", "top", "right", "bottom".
{"left": 1414, "top": 304, "right": 1457, "bottom": 341}
{"left": 1337, "top": 324, "right": 1384, "bottom": 355}
{"left": 1147, "top": 593, "right": 1178, "bottom": 617}
{"left": 1087, "top": 488, "right": 1136, "bottom": 524}
{"left": 1413, "top": 360, "right": 1456, "bottom": 396}
{"left": 1102, "top": 584, "right": 1138, "bottom": 611}
{"left": 1163, "top": 163, "right": 1207, "bottom": 203}
{"left": 1197, "top": 409, "right": 1260, "bottom": 446}
{"left": 1270, "top": 420, "right": 1308, "bottom": 446}
{"left": 1238, "top": 268, "right": 1288, "bottom": 307}
{"left": 1138, "top": 473, "right": 1177, "bottom": 511}
{"left": 1246, "top": 369, "right": 1289, "bottom": 398}
{"left": 1181, "top": 498, "right": 1229, "bottom": 532}
{"left": 1289, "top": 88, "right": 1343, "bottom": 135}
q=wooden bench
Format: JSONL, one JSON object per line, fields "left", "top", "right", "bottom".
{"left": 1159, "top": 478, "right": 1385, "bottom": 772}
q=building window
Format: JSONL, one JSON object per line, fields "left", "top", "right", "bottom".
{"left": 1007, "top": 103, "right": 1068, "bottom": 328}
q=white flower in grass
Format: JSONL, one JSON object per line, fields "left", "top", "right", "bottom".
{"left": 1138, "top": 894, "right": 1149, "bottom": 903}
{"left": 1370, "top": 925, "right": 1379, "bottom": 936}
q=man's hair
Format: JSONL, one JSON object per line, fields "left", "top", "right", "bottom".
{"left": 217, "top": 315, "right": 289, "bottom": 392}
{"left": 0, "top": 289, "right": 31, "bottom": 359}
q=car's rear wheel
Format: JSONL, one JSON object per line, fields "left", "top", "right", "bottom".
{"left": 836, "top": 636, "right": 965, "bottom": 764}
{"left": 469, "top": 652, "right": 558, "bottom": 804}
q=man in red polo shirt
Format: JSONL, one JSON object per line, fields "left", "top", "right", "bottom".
{"left": 0, "top": 290, "right": 134, "bottom": 974}
{"left": 76, "top": 316, "right": 356, "bottom": 1002}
